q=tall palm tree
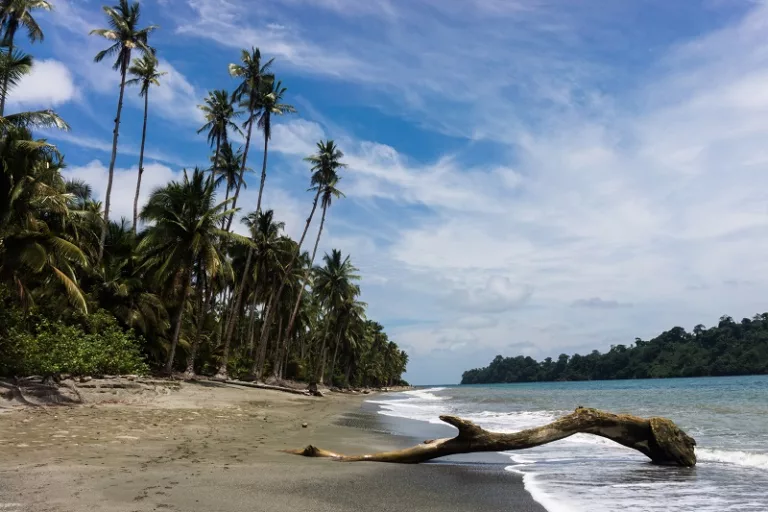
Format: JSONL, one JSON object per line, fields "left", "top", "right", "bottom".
{"left": 313, "top": 249, "right": 360, "bottom": 384}
{"left": 197, "top": 89, "right": 241, "bottom": 182}
{"left": 225, "top": 47, "right": 273, "bottom": 232}
{"left": 211, "top": 142, "right": 248, "bottom": 213}
{"left": 126, "top": 53, "right": 165, "bottom": 234}
{"left": 214, "top": 48, "right": 274, "bottom": 378}
{"left": 0, "top": 0, "right": 51, "bottom": 117}
{"left": 91, "top": 0, "right": 157, "bottom": 261}
{"left": 254, "top": 77, "right": 294, "bottom": 217}
{"left": 281, "top": 140, "right": 346, "bottom": 356}
{"left": 139, "top": 168, "right": 247, "bottom": 374}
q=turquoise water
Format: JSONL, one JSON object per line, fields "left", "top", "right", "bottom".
{"left": 369, "top": 376, "right": 768, "bottom": 512}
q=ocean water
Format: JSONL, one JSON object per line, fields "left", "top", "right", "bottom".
{"left": 367, "top": 376, "right": 768, "bottom": 512}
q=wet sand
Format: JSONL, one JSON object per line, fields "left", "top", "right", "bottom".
{"left": 0, "top": 380, "right": 544, "bottom": 511}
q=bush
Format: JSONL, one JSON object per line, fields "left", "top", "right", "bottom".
{"left": 0, "top": 309, "right": 149, "bottom": 377}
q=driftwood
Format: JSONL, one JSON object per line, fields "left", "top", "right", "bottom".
{"left": 286, "top": 407, "right": 697, "bottom": 467}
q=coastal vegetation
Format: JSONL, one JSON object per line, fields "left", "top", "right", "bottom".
{"left": 462, "top": 313, "right": 768, "bottom": 384}
{"left": 0, "top": 0, "right": 408, "bottom": 389}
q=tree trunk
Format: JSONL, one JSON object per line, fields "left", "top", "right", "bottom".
{"left": 328, "top": 328, "right": 343, "bottom": 385}
{"left": 165, "top": 266, "right": 192, "bottom": 374}
{"left": 344, "top": 358, "right": 354, "bottom": 387}
{"left": 286, "top": 407, "right": 697, "bottom": 467}
{"left": 246, "top": 292, "right": 259, "bottom": 359}
{"left": 215, "top": 245, "right": 254, "bottom": 379}
{"left": 318, "top": 343, "right": 328, "bottom": 386}
{"left": 132, "top": 90, "right": 149, "bottom": 235}
{"left": 251, "top": 282, "right": 277, "bottom": 379}
{"left": 100, "top": 51, "right": 130, "bottom": 261}
{"left": 272, "top": 314, "right": 284, "bottom": 380}
{"left": 225, "top": 101, "right": 255, "bottom": 233}
{"left": 255, "top": 127, "right": 269, "bottom": 216}
{"left": 0, "top": 25, "right": 17, "bottom": 118}
{"left": 282, "top": 200, "right": 327, "bottom": 353}
{"left": 185, "top": 266, "right": 209, "bottom": 378}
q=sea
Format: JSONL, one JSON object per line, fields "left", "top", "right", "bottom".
{"left": 367, "top": 376, "right": 768, "bottom": 512}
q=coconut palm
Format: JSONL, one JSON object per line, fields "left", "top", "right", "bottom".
{"left": 280, "top": 141, "right": 346, "bottom": 358}
{"left": 91, "top": 0, "right": 157, "bottom": 260}
{"left": 197, "top": 89, "right": 241, "bottom": 182}
{"left": 126, "top": 53, "right": 165, "bottom": 234}
{"left": 254, "top": 77, "right": 294, "bottom": 218}
{"left": 312, "top": 250, "right": 359, "bottom": 385}
{"left": 0, "top": 0, "right": 52, "bottom": 116}
{"left": 225, "top": 47, "right": 273, "bottom": 232}
{"left": 0, "top": 127, "right": 88, "bottom": 311}
{"left": 138, "top": 168, "right": 248, "bottom": 374}
{"left": 211, "top": 142, "right": 249, "bottom": 211}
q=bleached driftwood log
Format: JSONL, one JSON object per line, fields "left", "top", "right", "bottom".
{"left": 285, "top": 407, "right": 697, "bottom": 467}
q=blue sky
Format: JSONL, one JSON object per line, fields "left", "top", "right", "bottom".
{"left": 13, "top": 0, "right": 768, "bottom": 384}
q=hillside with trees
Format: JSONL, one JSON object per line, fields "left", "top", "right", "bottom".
{"left": 461, "top": 314, "right": 768, "bottom": 384}
{"left": 0, "top": 0, "right": 407, "bottom": 388}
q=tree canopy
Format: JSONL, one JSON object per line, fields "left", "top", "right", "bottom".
{"left": 461, "top": 314, "right": 768, "bottom": 384}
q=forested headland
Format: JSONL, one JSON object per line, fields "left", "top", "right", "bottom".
{"left": 0, "top": 0, "right": 408, "bottom": 388}
{"left": 461, "top": 314, "right": 768, "bottom": 384}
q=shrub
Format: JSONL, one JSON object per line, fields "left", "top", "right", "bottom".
{"left": 0, "top": 309, "right": 149, "bottom": 377}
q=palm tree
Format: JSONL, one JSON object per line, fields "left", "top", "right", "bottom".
{"left": 281, "top": 141, "right": 346, "bottom": 357}
{"left": 313, "top": 249, "right": 360, "bottom": 384}
{"left": 138, "top": 168, "right": 248, "bottom": 374}
{"left": 225, "top": 47, "right": 273, "bottom": 232}
{"left": 0, "top": 128, "right": 88, "bottom": 311}
{"left": 0, "top": 0, "right": 51, "bottom": 117}
{"left": 91, "top": 0, "right": 157, "bottom": 261}
{"left": 197, "top": 89, "right": 241, "bottom": 182}
{"left": 254, "top": 77, "right": 294, "bottom": 217}
{"left": 211, "top": 142, "right": 248, "bottom": 213}
{"left": 126, "top": 53, "right": 165, "bottom": 234}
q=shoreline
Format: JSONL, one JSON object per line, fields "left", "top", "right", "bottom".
{"left": 0, "top": 380, "right": 544, "bottom": 512}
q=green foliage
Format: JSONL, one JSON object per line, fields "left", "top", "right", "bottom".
{"left": 461, "top": 314, "right": 768, "bottom": 384}
{"left": 0, "top": 305, "right": 148, "bottom": 377}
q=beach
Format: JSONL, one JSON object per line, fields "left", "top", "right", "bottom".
{"left": 0, "top": 380, "right": 543, "bottom": 512}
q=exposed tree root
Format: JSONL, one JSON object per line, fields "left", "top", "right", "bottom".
{"left": 285, "top": 407, "right": 697, "bottom": 467}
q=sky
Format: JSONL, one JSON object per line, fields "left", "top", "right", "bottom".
{"left": 13, "top": 0, "right": 768, "bottom": 384}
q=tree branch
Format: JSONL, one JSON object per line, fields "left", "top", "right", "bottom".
{"left": 284, "top": 407, "right": 697, "bottom": 467}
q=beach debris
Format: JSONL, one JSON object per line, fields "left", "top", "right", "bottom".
{"left": 302, "top": 422, "right": 308, "bottom": 428}
{"left": 284, "top": 407, "right": 698, "bottom": 467}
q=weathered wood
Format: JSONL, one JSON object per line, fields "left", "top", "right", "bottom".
{"left": 285, "top": 407, "right": 697, "bottom": 467}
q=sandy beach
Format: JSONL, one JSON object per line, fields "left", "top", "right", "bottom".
{"left": 0, "top": 380, "right": 543, "bottom": 512}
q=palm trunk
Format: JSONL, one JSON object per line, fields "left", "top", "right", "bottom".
{"left": 132, "top": 90, "right": 150, "bottom": 235}
{"left": 251, "top": 282, "right": 277, "bottom": 379}
{"left": 166, "top": 265, "right": 192, "bottom": 374}
{"left": 328, "top": 328, "right": 343, "bottom": 385}
{"left": 0, "top": 25, "right": 17, "bottom": 118}
{"left": 344, "top": 358, "right": 354, "bottom": 387}
{"left": 215, "top": 245, "right": 254, "bottom": 378}
{"left": 272, "top": 314, "right": 284, "bottom": 380}
{"left": 282, "top": 199, "right": 327, "bottom": 348}
{"left": 99, "top": 51, "right": 130, "bottom": 261}
{"left": 185, "top": 266, "right": 209, "bottom": 377}
{"left": 225, "top": 101, "right": 255, "bottom": 232}
{"left": 255, "top": 125, "right": 269, "bottom": 215}
{"left": 246, "top": 292, "right": 258, "bottom": 359}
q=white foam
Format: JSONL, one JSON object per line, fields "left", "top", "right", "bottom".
{"left": 401, "top": 387, "right": 450, "bottom": 400}
{"left": 506, "top": 466, "right": 574, "bottom": 512}
{"left": 697, "top": 448, "right": 768, "bottom": 469}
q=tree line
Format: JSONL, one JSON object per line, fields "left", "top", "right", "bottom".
{"left": 0, "top": 0, "right": 408, "bottom": 388}
{"left": 461, "top": 313, "right": 768, "bottom": 384}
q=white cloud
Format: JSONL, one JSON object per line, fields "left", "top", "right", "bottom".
{"left": 10, "top": 59, "right": 78, "bottom": 107}
{"left": 64, "top": 160, "right": 182, "bottom": 224}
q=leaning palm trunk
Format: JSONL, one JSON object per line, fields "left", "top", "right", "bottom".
{"left": 246, "top": 292, "right": 259, "bottom": 358}
{"left": 0, "top": 25, "right": 17, "bottom": 118}
{"left": 225, "top": 99, "right": 255, "bottom": 233}
{"left": 132, "top": 89, "right": 150, "bottom": 234}
{"left": 100, "top": 52, "right": 130, "bottom": 261}
{"left": 251, "top": 282, "right": 278, "bottom": 378}
{"left": 328, "top": 328, "right": 343, "bottom": 385}
{"left": 215, "top": 244, "right": 254, "bottom": 378}
{"left": 281, "top": 199, "right": 327, "bottom": 359}
{"left": 166, "top": 266, "right": 192, "bottom": 374}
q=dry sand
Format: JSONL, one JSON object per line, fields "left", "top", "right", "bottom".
{"left": 0, "top": 379, "right": 544, "bottom": 512}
